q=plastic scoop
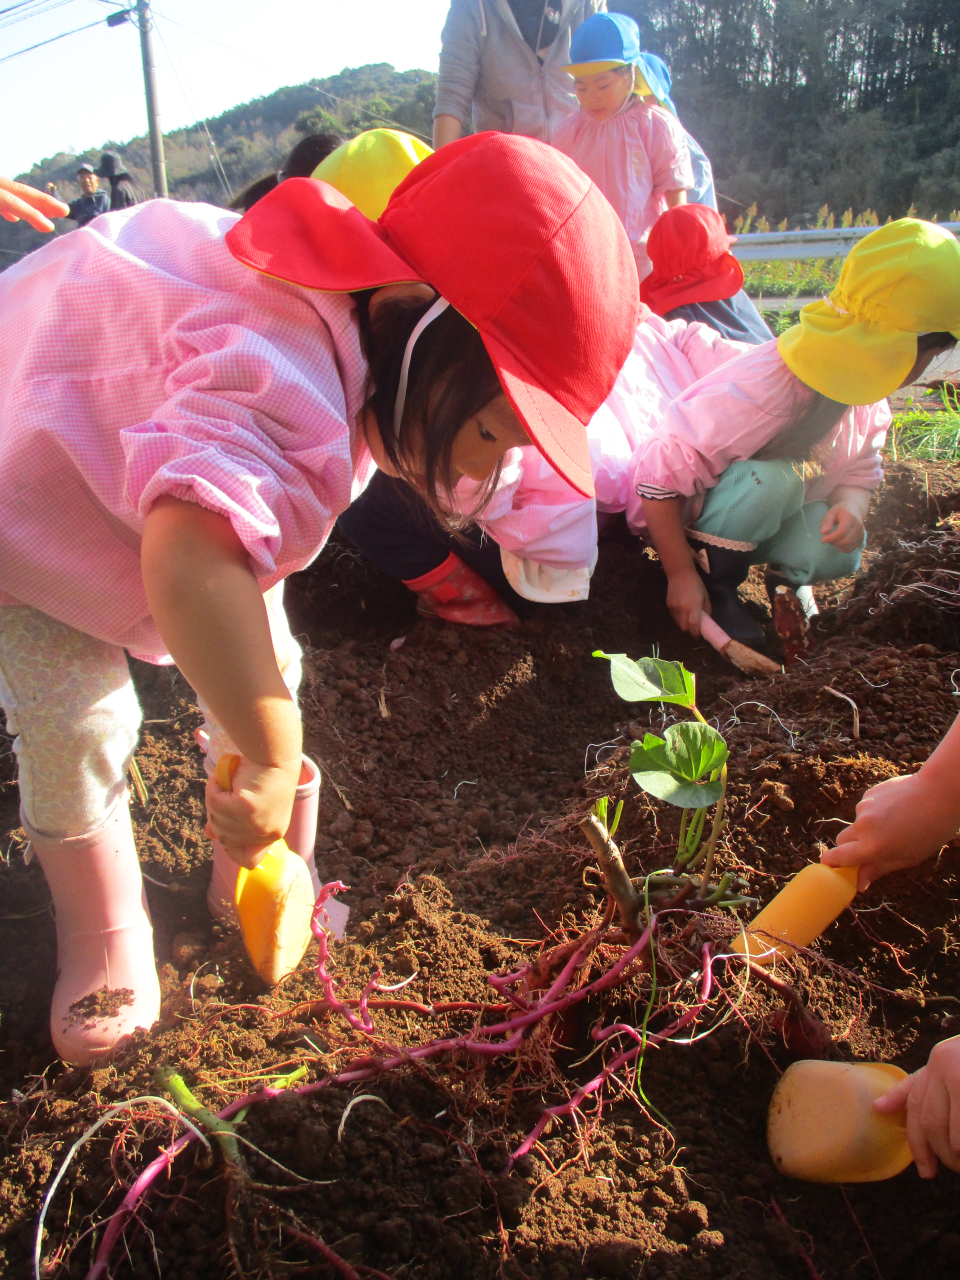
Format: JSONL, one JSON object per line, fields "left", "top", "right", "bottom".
{"left": 731, "top": 862, "right": 858, "bottom": 965}
{"left": 768, "top": 1060, "right": 911, "bottom": 1182}
{"left": 699, "top": 611, "right": 782, "bottom": 677}
{"left": 215, "top": 754, "right": 315, "bottom": 985}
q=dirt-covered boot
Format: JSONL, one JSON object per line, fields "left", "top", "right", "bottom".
{"left": 25, "top": 800, "right": 161, "bottom": 1065}
{"left": 403, "top": 552, "right": 519, "bottom": 627}
{"left": 689, "top": 540, "right": 767, "bottom": 650}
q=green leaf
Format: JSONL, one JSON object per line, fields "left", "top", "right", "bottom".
{"left": 629, "top": 722, "right": 728, "bottom": 809}
{"left": 594, "top": 652, "right": 696, "bottom": 708}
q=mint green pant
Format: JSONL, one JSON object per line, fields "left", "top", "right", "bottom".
{"left": 691, "top": 459, "right": 865, "bottom": 585}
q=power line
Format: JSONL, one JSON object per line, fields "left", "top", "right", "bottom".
{"left": 151, "top": 10, "right": 232, "bottom": 198}
{"left": 150, "top": 7, "right": 269, "bottom": 69}
{"left": 0, "top": 0, "right": 81, "bottom": 31}
{"left": 0, "top": 14, "right": 104, "bottom": 62}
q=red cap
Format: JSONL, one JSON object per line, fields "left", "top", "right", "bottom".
{"left": 639, "top": 204, "right": 744, "bottom": 317}
{"left": 226, "top": 132, "right": 641, "bottom": 498}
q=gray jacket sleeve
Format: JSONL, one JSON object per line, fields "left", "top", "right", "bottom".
{"left": 434, "top": 0, "right": 483, "bottom": 124}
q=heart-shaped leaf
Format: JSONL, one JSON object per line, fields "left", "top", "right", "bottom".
{"left": 594, "top": 652, "right": 696, "bottom": 708}
{"left": 629, "top": 722, "right": 728, "bottom": 809}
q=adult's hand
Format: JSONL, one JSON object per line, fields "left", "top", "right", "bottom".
{"left": 0, "top": 176, "right": 68, "bottom": 231}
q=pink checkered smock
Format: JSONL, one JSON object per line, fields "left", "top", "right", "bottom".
{"left": 553, "top": 97, "right": 694, "bottom": 280}
{"left": 0, "top": 200, "right": 374, "bottom": 663}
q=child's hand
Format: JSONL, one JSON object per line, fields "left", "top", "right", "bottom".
{"left": 821, "top": 771, "right": 959, "bottom": 889}
{"left": 0, "top": 176, "right": 68, "bottom": 231}
{"left": 820, "top": 502, "right": 864, "bottom": 552}
{"left": 204, "top": 756, "right": 301, "bottom": 867}
{"left": 875, "top": 1037, "right": 960, "bottom": 1177}
{"left": 666, "top": 568, "right": 711, "bottom": 635}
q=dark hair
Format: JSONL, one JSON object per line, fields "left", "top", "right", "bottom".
{"left": 353, "top": 291, "right": 503, "bottom": 520}
{"left": 917, "top": 331, "right": 957, "bottom": 355}
{"left": 279, "top": 130, "right": 343, "bottom": 180}
{"left": 229, "top": 132, "right": 344, "bottom": 214}
{"left": 230, "top": 173, "right": 279, "bottom": 213}
{"left": 751, "top": 390, "right": 850, "bottom": 462}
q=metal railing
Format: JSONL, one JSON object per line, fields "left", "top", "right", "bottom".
{"left": 732, "top": 222, "right": 960, "bottom": 262}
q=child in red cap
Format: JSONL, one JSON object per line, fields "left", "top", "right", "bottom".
{"left": 641, "top": 204, "right": 772, "bottom": 346}
{"left": 0, "top": 135, "right": 638, "bottom": 1064}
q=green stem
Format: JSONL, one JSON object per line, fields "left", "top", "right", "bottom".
{"left": 702, "top": 871, "right": 733, "bottom": 907}
{"left": 155, "top": 1065, "right": 240, "bottom": 1165}
{"left": 685, "top": 702, "right": 728, "bottom": 894}
{"left": 676, "top": 808, "right": 689, "bottom": 865}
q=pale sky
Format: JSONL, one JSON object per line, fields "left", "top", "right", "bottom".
{"left": 1, "top": 0, "right": 450, "bottom": 178}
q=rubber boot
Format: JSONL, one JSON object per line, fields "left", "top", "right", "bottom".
{"left": 689, "top": 540, "right": 767, "bottom": 650}
{"left": 25, "top": 801, "right": 161, "bottom": 1065}
{"left": 206, "top": 755, "right": 322, "bottom": 921}
{"left": 403, "top": 552, "right": 519, "bottom": 627}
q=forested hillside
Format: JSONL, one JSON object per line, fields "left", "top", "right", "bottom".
{"left": 623, "top": 0, "right": 959, "bottom": 223}
{"left": 2, "top": 2, "right": 957, "bottom": 270}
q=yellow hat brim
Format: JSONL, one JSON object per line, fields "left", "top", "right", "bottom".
{"left": 563, "top": 59, "right": 629, "bottom": 77}
{"left": 778, "top": 219, "right": 960, "bottom": 404}
{"left": 778, "top": 307, "right": 918, "bottom": 405}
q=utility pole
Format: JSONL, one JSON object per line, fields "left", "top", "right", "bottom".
{"left": 136, "top": 0, "right": 168, "bottom": 197}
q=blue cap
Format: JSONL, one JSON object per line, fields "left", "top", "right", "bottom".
{"left": 635, "top": 52, "right": 678, "bottom": 115}
{"left": 564, "top": 13, "right": 641, "bottom": 72}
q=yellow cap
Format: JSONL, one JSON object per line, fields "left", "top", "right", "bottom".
{"left": 777, "top": 218, "right": 960, "bottom": 405}
{"left": 311, "top": 128, "right": 433, "bottom": 221}
{"left": 563, "top": 59, "right": 628, "bottom": 77}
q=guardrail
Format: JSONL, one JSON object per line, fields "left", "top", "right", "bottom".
{"left": 732, "top": 222, "right": 960, "bottom": 262}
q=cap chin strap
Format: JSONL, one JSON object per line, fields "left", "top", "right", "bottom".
{"left": 394, "top": 295, "right": 451, "bottom": 435}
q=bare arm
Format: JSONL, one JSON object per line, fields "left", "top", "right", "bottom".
{"left": 433, "top": 115, "right": 464, "bottom": 148}
{"left": 141, "top": 496, "right": 301, "bottom": 859}
{"left": 641, "top": 495, "right": 709, "bottom": 635}
{"left": 664, "top": 189, "right": 687, "bottom": 208}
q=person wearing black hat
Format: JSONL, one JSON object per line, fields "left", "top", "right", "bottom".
{"left": 95, "top": 151, "right": 143, "bottom": 209}
{"left": 46, "top": 164, "right": 110, "bottom": 227}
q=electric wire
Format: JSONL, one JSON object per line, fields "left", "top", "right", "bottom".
{"left": 150, "top": 9, "right": 233, "bottom": 198}
{"left": 0, "top": 14, "right": 103, "bottom": 62}
{"left": 0, "top": 0, "right": 80, "bottom": 31}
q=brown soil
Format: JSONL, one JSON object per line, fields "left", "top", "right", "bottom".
{"left": 2, "top": 459, "right": 960, "bottom": 1280}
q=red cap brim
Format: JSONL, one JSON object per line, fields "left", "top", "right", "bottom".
{"left": 225, "top": 177, "right": 423, "bottom": 291}
{"left": 486, "top": 331, "right": 595, "bottom": 498}
{"left": 640, "top": 251, "right": 745, "bottom": 317}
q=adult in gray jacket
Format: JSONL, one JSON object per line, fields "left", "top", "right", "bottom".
{"left": 433, "top": 0, "right": 607, "bottom": 148}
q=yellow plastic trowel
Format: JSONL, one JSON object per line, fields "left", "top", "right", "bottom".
{"left": 768, "top": 1060, "right": 912, "bottom": 1183}
{"left": 216, "top": 754, "right": 315, "bottom": 985}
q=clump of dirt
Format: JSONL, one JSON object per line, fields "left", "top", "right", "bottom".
{"left": 66, "top": 988, "right": 134, "bottom": 1024}
{"left": 2, "top": 458, "right": 960, "bottom": 1279}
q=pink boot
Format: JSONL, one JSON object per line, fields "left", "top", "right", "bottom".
{"left": 26, "top": 802, "right": 161, "bottom": 1065}
{"left": 206, "top": 755, "right": 322, "bottom": 920}
{"left": 403, "top": 552, "right": 519, "bottom": 627}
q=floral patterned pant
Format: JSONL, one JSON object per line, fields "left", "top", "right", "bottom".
{"left": 0, "top": 596, "right": 301, "bottom": 839}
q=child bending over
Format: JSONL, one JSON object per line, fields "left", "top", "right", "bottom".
{"left": 636, "top": 219, "right": 959, "bottom": 649}
{"left": 0, "top": 135, "right": 638, "bottom": 1063}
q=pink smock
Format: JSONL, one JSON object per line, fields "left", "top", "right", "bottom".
{"left": 630, "top": 339, "right": 891, "bottom": 526}
{"left": 553, "top": 97, "right": 694, "bottom": 280}
{"left": 0, "top": 200, "right": 374, "bottom": 663}
{"left": 457, "top": 315, "right": 748, "bottom": 595}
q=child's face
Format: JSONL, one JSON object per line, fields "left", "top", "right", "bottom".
{"left": 364, "top": 393, "right": 530, "bottom": 489}
{"left": 574, "top": 66, "right": 634, "bottom": 122}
